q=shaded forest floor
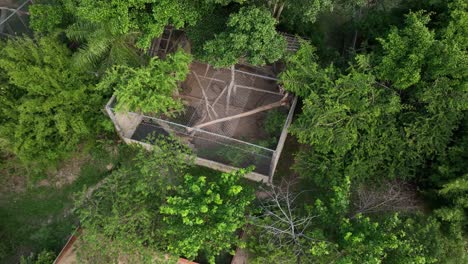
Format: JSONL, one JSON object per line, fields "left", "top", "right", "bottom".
{"left": 0, "top": 141, "right": 122, "bottom": 263}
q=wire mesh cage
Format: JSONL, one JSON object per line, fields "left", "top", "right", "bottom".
{"left": 106, "top": 59, "right": 297, "bottom": 181}
{"left": 105, "top": 27, "right": 300, "bottom": 181}
{"left": 126, "top": 114, "right": 276, "bottom": 176}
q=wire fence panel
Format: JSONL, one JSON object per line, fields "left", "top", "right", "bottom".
{"left": 116, "top": 111, "right": 275, "bottom": 176}
{"left": 0, "top": 0, "right": 32, "bottom": 38}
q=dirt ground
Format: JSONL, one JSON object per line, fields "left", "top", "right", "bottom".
{"left": 177, "top": 61, "right": 289, "bottom": 144}
{"left": 0, "top": 147, "right": 91, "bottom": 195}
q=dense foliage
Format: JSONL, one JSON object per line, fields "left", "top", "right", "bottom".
{"left": 97, "top": 50, "right": 192, "bottom": 115}
{"left": 66, "top": 22, "right": 144, "bottom": 71}
{"left": 161, "top": 169, "right": 254, "bottom": 263}
{"left": 281, "top": 7, "right": 467, "bottom": 184}
{"left": 63, "top": 0, "right": 202, "bottom": 49}
{"left": 203, "top": 6, "right": 286, "bottom": 67}
{"left": 0, "top": 36, "right": 105, "bottom": 166}
{"left": 1, "top": 0, "right": 467, "bottom": 263}
{"left": 75, "top": 137, "right": 253, "bottom": 263}
{"left": 269, "top": 0, "right": 468, "bottom": 262}
{"left": 75, "top": 137, "right": 192, "bottom": 262}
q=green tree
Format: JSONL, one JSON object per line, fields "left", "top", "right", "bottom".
{"left": 332, "top": 213, "right": 439, "bottom": 264}
{"left": 72, "top": 0, "right": 205, "bottom": 49}
{"left": 394, "top": 216, "right": 468, "bottom": 264}
{"left": 376, "top": 11, "right": 435, "bottom": 90}
{"left": 283, "top": 6, "right": 467, "bottom": 183}
{"left": 0, "top": 36, "right": 103, "bottom": 166}
{"left": 260, "top": 0, "right": 334, "bottom": 23}
{"left": 0, "top": 68, "right": 20, "bottom": 155}
{"left": 267, "top": 2, "right": 467, "bottom": 263}
{"left": 160, "top": 168, "right": 255, "bottom": 263}
{"left": 281, "top": 43, "right": 408, "bottom": 182}
{"left": 19, "top": 250, "right": 56, "bottom": 264}
{"left": 29, "top": 2, "right": 66, "bottom": 33}
{"left": 75, "top": 136, "right": 193, "bottom": 263}
{"left": 185, "top": 6, "right": 230, "bottom": 60}
{"left": 97, "top": 50, "right": 192, "bottom": 115}
{"left": 66, "top": 22, "right": 145, "bottom": 71}
{"left": 75, "top": 137, "right": 255, "bottom": 263}
{"left": 245, "top": 176, "right": 461, "bottom": 263}
{"left": 247, "top": 182, "right": 335, "bottom": 264}
{"left": 203, "top": 6, "right": 286, "bottom": 67}
{"left": 246, "top": 225, "right": 298, "bottom": 264}
{"left": 30, "top": 1, "right": 145, "bottom": 71}
{"left": 433, "top": 172, "right": 468, "bottom": 238}
{"left": 429, "top": 127, "right": 468, "bottom": 236}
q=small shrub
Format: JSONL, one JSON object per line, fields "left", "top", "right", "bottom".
{"left": 264, "top": 109, "right": 287, "bottom": 139}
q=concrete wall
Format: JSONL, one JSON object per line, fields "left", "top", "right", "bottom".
{"left": 123, "top": 138, "right": 270, "bottom": 183}
{"left": 115, "top": 112, "right": 142, "bottom": 138}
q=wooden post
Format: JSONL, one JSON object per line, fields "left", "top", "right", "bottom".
{"left": 226, "top": 65, "right": 235, "bottom": 115}
{"left": 268, "top": 96, "right": 298, "bottom": 183}
{"left": 204, "top": 64, "right": 210, "bottom": 77}
{"left": 104, "top": 95, "right": 124, "bottom": 139}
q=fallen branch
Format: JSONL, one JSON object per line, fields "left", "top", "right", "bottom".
{"left": 211, "top": 84, "right": 228, "bottom": 108}
{"left": 187, "top": 93, "right": 289, "bottom": 132}
{"left": 192, "top": 72, "right": 217, "bottom": 119}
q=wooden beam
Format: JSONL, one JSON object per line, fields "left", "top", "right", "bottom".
{"left": 187, "top": 94, "right": 289, "bottom": 132}
{"left": 234, "top": 69, "right": 278, "bottom": 81}
{"left": 234, "top": 85, "right": 283, "bottom": 95}
{"left": 0, "top": 7, "right": 29, "bottom": 15}
{"left": 211, "top": 84, "right": 228, "bottom": 108}
{"left": 162, "top": 26, "right": 173, "bottom": 54}
{"left": 268, "top": 96, "right": 298, "bottom": 182}
{"left": 167, "top": 33, "right": 184, "bottom": 53}
{"left": 179, "top": 94, "right": 245, "bottom": 111}
{"left": 192, "top": 72, "right": 216, "bottom": 119}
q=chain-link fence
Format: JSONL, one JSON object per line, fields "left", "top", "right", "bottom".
{"left": 0, "top": 0, "right": 32, "bottom": 38}
{"left": 128, "top": 114, "right": 275, "bottom": 175}
{"left": 107, "top": 105, "right": 275, "bottom": 175}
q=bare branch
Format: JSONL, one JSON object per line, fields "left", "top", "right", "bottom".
{"left": 352, "top": 180, "right": 422, "bottom": 217}
{"left": 249, "top": 180, "right": 329, "bottom": 261}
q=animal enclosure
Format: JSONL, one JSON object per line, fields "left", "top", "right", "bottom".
{"left": 107, "top": 59, "right": 297, "bottom": 182}
{"left": 106, "top": 27, "right": 298, "bottom": 182}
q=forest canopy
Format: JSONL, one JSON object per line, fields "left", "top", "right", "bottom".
{"left": 0, "top": 0, "right": 466, "bottom": 263}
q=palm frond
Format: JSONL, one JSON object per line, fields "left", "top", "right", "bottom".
{"left": 67, "top": 22, "right": 144, "bottom": 71}
{"left": 73, "top": 34, "right": 112, "bottom": 69}
{"left": 66, "top": 21, "right": 97, "bottom": 41}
